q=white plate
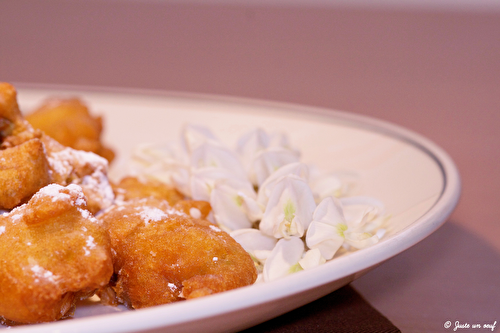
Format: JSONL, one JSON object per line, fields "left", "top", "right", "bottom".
{"left": 7, "top": 85, "right": 460, "bottom": 333}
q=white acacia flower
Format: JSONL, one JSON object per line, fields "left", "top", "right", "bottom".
{"left": 340, "top": 196, "right": 386, "bottom": 231}
{"left": 181, "top": 124, "right": 221, "bottom": 153}
{"left": 299, "top": 248, "right": 327, "bottom": 270}
{"left": 268, "top": 131, "right": 295, "bottom": 151}
{"left": 339, "top": 196, "right": 388, "bottom": 249}
{"left": 305, "top": 196, "right": 347, "bottom": 260}
{"left": 309, "top": 173, "right": 343, "bottom": 202}
{"left": 191, "top": 142, "right": 247, "bottom": 180}
{"left": 230, "top": 228, "right": 277, "bottom": 277}
{"left": 250, "top": 147, "right": 300, "bottom": 187}
{"left": 308, "top": 166, "right": 360, "bottom": 202}
{"left": 210, "top": 177, "right": 264, "bottom": 231}
{"left": 132, "top": 142, "right": 191, "bottom": 196}
{"left": 343, "top": 230, "right": 380, "bottom": 249}
{"left": 132, "top": 142, "right": 187, "bottom": 166}
{"left": 236, "top": 128, "right": 270, "bottom": 167}
{"left": 259, "top": 175, "right": 316, "bottom": 239}
{"left": 257, "top": 162, "right": 309, "bottom": 207}
{"left": 190, "top": 167, "right": 232, "bottom": 201}
{"left": 263, "top": 236, "right": 304, "bottom": 282}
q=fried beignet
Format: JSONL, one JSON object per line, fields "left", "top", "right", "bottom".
{"left": 98, "top": 197, "right": 257, "bottom": 309}
{"left": 0, "top": 184, "right": 113, "bottom": 324}
{"left": 0, "top": 83, "right": 114, "bottom": 213}
{"left": 26, "top": 98, "right": 115, "bottom": 163}
{"left": 0, "top": 139, "right": 51, "bottom": 209}
{"left": 113, "top": 176, "right": 184, "bottom": 205}
{"left": 41, "top": 135, "right": 115, "bottom": 214}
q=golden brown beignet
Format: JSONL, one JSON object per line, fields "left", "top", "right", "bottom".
{"left": 98, "top": 197, "right": 257, "bottom": 309}
{"left": 26, "top": 98, "right": 115, "bottom": 163}
{"left": 113, "top": 176, "right": 184, "bottom": 205}
{"left": 0, "top": 83, "right": 115, "bottom": 213}
{"left": 0, "top": 184, "right": 113, "bottom": 324}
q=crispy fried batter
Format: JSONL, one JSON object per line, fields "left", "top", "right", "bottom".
{"left": 98, "top": 197, "right": 257, "bottom": 309}
{"left": 26, "top": 98, "right": 115, "bottom": 163}
{"left": 113, "top": 176, "right": 184, "bottom": 205}
{"left": 0, "top": 83, "right": 42, "bottom": 148}
{"left": 0, "top": 83, "right": 115, "bottom": 213}
{"left": 41, "top": 135, "right": 115, "bottom": 214}
{"left": 0, "top": 184, "right": 113, "bottom": 324}
{"left": 0, "top": 139, "right": 51, "bottom": 209}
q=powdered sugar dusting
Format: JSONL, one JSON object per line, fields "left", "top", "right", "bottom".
{"left": 165, "top": 208, "right": 188, "bottom": 217}
{"left": 10, "top": 214, "right": 22, "bottom": 223}
{"left": 136, "top": 206, "right": 169, "bottom": 225}
{"left": 48, "top": 147, "right": 108, "bottom": 180}
{"left": 0, "top": 226, "right": 5, "bottom": 235}
{"left": 167, "top": 283, "right": 178, "bottom": 293}
{"left": 37, "top": 184, "right": 72, "bottom": 202}
{"left": 81, "top": 169, "right": 115, "bottom": 209}
{"left": 78, "top": 208, "right": 98, "bottom": 223}
{"left": 35, "top": 183, "right": 86, "bottom": 205}
{"left": 83, "top": 235, "right": 97, "bottom": 256}
{"left": 31, "top": 265, "right": 57, "bottom": 283}
{"left": 86, "top": 235, "right": 96, "bottom": 249}
{"left": 210, "top": 225, "right": 222, "bottom": 232}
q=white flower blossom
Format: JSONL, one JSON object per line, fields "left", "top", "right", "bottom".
{"left": 257, "top": 162, "right": 309, "bottom": 207}
{"left": 131, "top": 142, "right": 192, "bottom": 196}
{"left": 340, "top": 196, "right": 388, "bottom": 249}
{"left": 130, "top": 123, "right": 390, "bottom": 281}
{"left": 259, "top": 175, "right": 316, "bottom": 239}
{"left": 299, "top": 248, "right": 327, "bottom": 270}
{"left": 191, "top": 142, "right": 247, "bottom": 180}
{"left": 340, "top": 196, "right": 386, "bottom": 232}
{"left": 230, "top": 228, "right": 277, "bottom": 279}
{"left": 268, "top": 132, "right": 295, "bottom": 151}
{"left": 210, "top": 177, "right": 264, "bottom": 230}
{"left": 305, "top": 196, "right": 347, "bottom": 260}
{"left": 190, "top": 167, "right": 231, "bottom": 201}
{"left": 263, "top": 237, "right": 304, "bottom": 282}
{"left": 236, "top": 128, "right": 270, "bottom": 167}
{"left": 308, "top": 167, "right": 360, "bottom": 202}
{"left": 181, "top": 124, "right": 221, "bottom": 153}
{"left": 250, "top": 147, "right": 300, "bottom": 187}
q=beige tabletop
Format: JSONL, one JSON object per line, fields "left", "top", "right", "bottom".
{"left": 1, "top": 1, "right": 499, "bottom": 332}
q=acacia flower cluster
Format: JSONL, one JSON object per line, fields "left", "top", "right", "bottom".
{"left": 132, "top": 124, "right": 389, "bottom": 282}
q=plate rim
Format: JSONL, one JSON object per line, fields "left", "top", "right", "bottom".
{"left": 8, "top": 83, "right": 461, "bottom": 333}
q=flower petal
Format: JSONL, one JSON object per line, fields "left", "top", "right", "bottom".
{"left": 190, "top": 167, "right": 230, "bottom": 201}
{"left": 181, "top": 124, "right": 220, "bottom": 153}
{"left": 340, "top": 196, "right": 386, "bottom": 230}
{"left": 250, "top": 147, "right": 300, "bottom": 186}
{"left": 236, "top": 128, "right": 270, "bottom": 165}
{"left": 210, "top": 178, "right": 263, "bottom": 230}
{"left": 259, "top": 175, "right": 316, "bottom": 238}
{"left": 230, "top": 228, "right": 277, "bottom": 253}
{"left": 312, "top": 196, "right": 345, "bottom": 225}
{"left": 299, "top": 248, "right": 326, "bottom": 270}
{"left": 257, "top": 162, "right": 309, "bottom": 207}
{"left": 190, "top": 142, "right": 247, "bottom": 180}
{"left": 344, "top": 230, "right": 379, "bottom": 249}
{"left": 263, "top": 237, "right": 305, "bottom": 282}
{"left": 305, "top": 221, "right": 345, "bottom": 260}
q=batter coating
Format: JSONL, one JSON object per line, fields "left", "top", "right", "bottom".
{"left": 0, "top": 184, "right": 113, "bottom": 324}
{"left": 0, "top": 83, "right": 115, "bottom": 213}
{"left": 98, "top": 197, "right": 257, "bottom": 309}
{"left": 26, "top": 97, "right": 115, "bottom": 163}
